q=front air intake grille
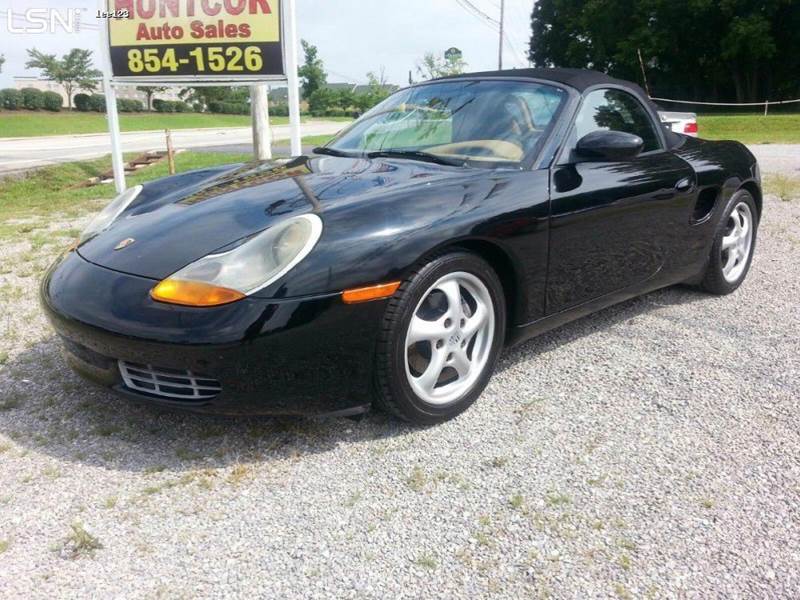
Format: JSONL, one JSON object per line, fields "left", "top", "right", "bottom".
{"left": 118, "top": 361, "right": 221, "bottom": 402}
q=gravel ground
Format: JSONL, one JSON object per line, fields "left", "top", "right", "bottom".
{"left": 746, "top": 144, "right": 800, "bottom": 175}
{"left": 1, "top": 191, "right": 799, "bottom": 599}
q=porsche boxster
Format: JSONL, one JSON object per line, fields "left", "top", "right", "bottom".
{"left": 41, "top": 68, "right": 761, "bottom": 424}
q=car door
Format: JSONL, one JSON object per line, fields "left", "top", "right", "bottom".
{"left": 546, "top": 87, "right": 695, "bottom": 314}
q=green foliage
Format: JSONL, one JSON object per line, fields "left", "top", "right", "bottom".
{"left": 308, "top": 87, "right": 337, "bottom": 116}
{"left": 0, "top": 88, "right": 22, "bottom": 110}
{"left": 416, "top": 51, "right": 467, "bottom": 80}
{"left": 179, "top": 86, "right": 247, "bottom": 112}
{"left": 529, "top": 0, "right": 800, "bottom": 103}
{"left": 207, "top": 101, "right": 249, "bottom": 114}
{"left": 25, "top": 48, "right": 101, "bottom": 109}
{"left": 298, "top": 40, "right": 327, "bottom": 99}
{"left": 88, "top": 94, "right": 106, "bottom": 112}
{"left": 153, "top": 99, "right": 192, "bottom": 113}
{"left": 41, "top": 91, "right": 63, "bottom": 111}
{"left": 73, "top": 93, "right": 91, "bottom": 112}
{"left": 20, "top": 87, "right": 44, "bottom": 110}
{"left": 136, "top": 85, "right": 167, "bottom": 111}
{"left": 117, "top": 98, "right": 144, "bottom": 112}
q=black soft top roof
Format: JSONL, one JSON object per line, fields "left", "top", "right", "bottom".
{"left": 438, "top": 67, "right": 643, "bottom": 94}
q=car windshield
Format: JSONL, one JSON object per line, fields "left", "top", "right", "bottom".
{"left": 323, "top": 79, "right": 567, "bottom": 168}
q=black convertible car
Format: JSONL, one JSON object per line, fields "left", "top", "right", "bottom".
{"left": 41, "top": 68, "right": 761, "bottom": 424}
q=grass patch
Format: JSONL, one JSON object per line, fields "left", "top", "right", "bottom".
{"left": 698, "top": 113, "right": 800, "bottom": 144}
{"left": 765, "top": 173, "right": 800, "bottom": 201}
{"left": 0, "top": 151, "right": 251, "bottom": 224}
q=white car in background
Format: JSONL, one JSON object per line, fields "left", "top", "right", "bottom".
{"left": 659, "top": 111, "right": 698, "bottom": 137}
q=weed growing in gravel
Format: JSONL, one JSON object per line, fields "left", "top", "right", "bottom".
{"left": 0, "top": 351, "right": 8, "bottom": 365}
{"left": 0, "top": 393, "right": 22, "bottom": 410}
{"left": 510, "top": 494, "right": 526, "bottom": 511}
{"left": 104, "top": 496, "right": 118, "bottom": 509}
{"left": 0, "top": 442, "right": 11, "bottom": 453}
{"left": 614, "top": 583, "right": 632, "bottom": 599}
{"left": 94, "top": 424, "right": 122, "bottom": 437}
{"left": 228, "top": 463, "right": 251, "bottom": 485}
{"left": 61, "top": 523, "right": 102, "bottom": 559}
{"left": 405, "top": 466, "right": 427, "bottom": 491}
{"left": 700, "top": 498, "right": 715, "bottom": 509}
{"left": 0, "top": 539, "right": 9, "bottom": 553}
{"left": 619, "top": 554, "right": 632, "bottom": 570}
{"left": 344, "top": 491, "right": 362, "bottom": 507}
{"left": 415, "top": 554, "right": 437, "bottom": 569}
{"left": 545, "top": 492, "right": 571, "bottom": 507}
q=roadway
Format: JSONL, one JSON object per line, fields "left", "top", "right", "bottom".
{"left": 0, "top": 120, "right": 346, "bottom": 174}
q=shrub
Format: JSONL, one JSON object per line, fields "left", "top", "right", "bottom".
{"left": 73, "top": 93, "right": 92, "bottom": 111}
{"left": 41, "top": 91, "right": 63, "bottom": 111}
{"left": 20, "top": 87, "right": 45, "bottom": 110}
{"left": 88, "top": 94, "right": 106, "bottom": 112}
{"left": 152, "top": 99, "right": 190, "bottom": 113}
{"left": 0, "top": 88, "right": 22, "bottom": 110}
{"left": 308, "top": 88, "right": 337, "bottom": 116}
{"left": 117, "top": 98, "right": 144, "bottom": 112}
{"left": 270, "top": 104, "right": 289, "bottom": 117}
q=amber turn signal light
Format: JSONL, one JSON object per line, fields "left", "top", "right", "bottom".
{"left": 342, "top": 281, "right": 401, "bottom": 304}
{"left": 150, "top": 279, "right": 245, "bottom": 307}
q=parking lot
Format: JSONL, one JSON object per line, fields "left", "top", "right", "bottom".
{"left": 0, "top": 184, "right": 798, "bottom": 597}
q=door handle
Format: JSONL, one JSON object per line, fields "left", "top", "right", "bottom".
{"left": 675, "top": 177, "right": 694, "bottom": 192}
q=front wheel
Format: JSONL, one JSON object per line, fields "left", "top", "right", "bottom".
{"left": 700, "top": 189, "right": 759, "bottom": 295}
{"left": 373, "top": 251, "right": 506, "bottom": 425}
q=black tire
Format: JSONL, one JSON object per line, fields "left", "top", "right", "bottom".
{"left": 700, "top": 189, "right": 759, "bottom": 295}
{"left": 373, "top": 251, "right": 506, "bottom": 425}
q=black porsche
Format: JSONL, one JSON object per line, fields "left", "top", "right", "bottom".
{"left": 41, "top": 68, "right": 761, "bottom": 424}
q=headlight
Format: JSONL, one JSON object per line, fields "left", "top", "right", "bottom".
{"left": 151, "top": 214, "right": 323, "bottom": 307}
{"left": 79, "top": 185, "right": 143, "bottom": 243}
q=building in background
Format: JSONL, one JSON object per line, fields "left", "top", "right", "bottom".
{"left": 12, "top": 77, "right": 183, "bottom": 108}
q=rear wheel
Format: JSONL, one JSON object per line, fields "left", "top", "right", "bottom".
{"left": 374, "top": 252, "right": 505, "bottom": 425}
{"left": 700, "top": 189, "right": 758, "bottom": 295}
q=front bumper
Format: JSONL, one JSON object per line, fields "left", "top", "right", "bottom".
{"left": 40, "top": 251, "right": 387, "bottom": 416}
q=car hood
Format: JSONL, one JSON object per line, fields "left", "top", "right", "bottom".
{"left": 77, "top": 155, "right": 478, "bottom": 281}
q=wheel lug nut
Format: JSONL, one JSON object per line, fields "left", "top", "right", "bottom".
{"left": 447, "top": 353, "right": 453, "bottom": 361}
{"left": 460, "top": 319, "right": 465, "bottom": 327}
{"left": 444, "top": 319, "right": 452, "bottom": 328}
{"left": 436, "top": 340, "right": 444, "bottom": 349}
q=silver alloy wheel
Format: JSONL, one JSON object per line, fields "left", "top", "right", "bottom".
{"left": 721, "top": 202, "right": 754, "bottom": 283}
{"left": 404, "top": 271, "right": 495, "bottom": 405}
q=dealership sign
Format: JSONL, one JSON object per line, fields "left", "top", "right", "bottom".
{"left": 105, "top": 0, "right": 285, "bottom": 82}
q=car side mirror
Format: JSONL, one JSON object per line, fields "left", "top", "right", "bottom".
{"left": 575, "top": 130, "right": 644, "bottom": 161}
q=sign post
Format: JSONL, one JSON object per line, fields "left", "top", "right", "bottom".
{"left": 99, "top": 0, "right": 301, "bottom": 188}
{"left": 250, "top": 83, "right": 272, "bottom": 160}
{"left": 284, "top": 0, "right": 302, "bottom": 156}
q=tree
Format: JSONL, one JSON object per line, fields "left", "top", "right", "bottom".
{"left": 298, "top": 40, "right": 327, "bottom": 100}
{"left": 25, "top": 48, "right": 101, "bottom": 109}
{"left": 0, "top": 55, "right": 5, "bottom": 73}
{"left": 528, "top": 0, "right": 800, "bottom": 103}
{"left": 136, "top": 86, "right": 167, "bottom": 111}
{"left": 416, "top": 51, "right": 467, "bottom": 80}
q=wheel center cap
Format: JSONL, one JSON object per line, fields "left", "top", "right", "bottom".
{"left": 449, "top": 332, "right": 462, "bottom": 346}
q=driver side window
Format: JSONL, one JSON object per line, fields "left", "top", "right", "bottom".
{"left": 573, "top": 89, "right": 661, "bottom": 153}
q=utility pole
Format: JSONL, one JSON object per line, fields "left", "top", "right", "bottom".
{"left": 498, "top": 0, "right": 505, "bottom": 70}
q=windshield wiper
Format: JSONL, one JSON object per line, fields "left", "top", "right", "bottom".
{"left": 312, "top": 146, "right": 356, "bottom": 158}
{"left": 366, "top": 149, "right": 466, "bottom": 167}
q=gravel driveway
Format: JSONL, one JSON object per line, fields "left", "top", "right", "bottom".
{"left": 1, "top": 192, "right": 798, "bottom": 598}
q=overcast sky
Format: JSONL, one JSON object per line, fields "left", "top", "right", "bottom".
{"left": 0, "top": 0, "right": 535, "bottom": 88}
